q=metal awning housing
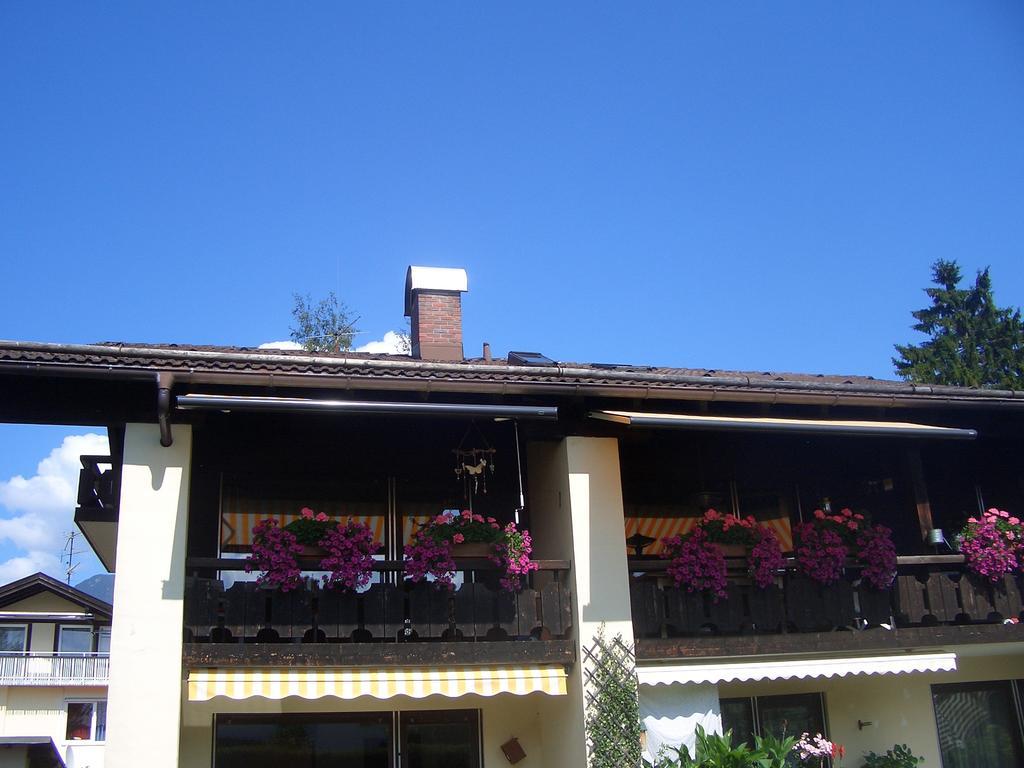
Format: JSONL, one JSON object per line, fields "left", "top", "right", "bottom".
{"left": 590, "top": 410, "right": 977, "bottom": 439}
{"left": 636, "top": 652, "right": 958, "bottom": 686}
{"left": 177, "top": 394, "right": 558, "bottom": 420}
{"left": 187, "top": 666, "right": 567, "bottom": 701}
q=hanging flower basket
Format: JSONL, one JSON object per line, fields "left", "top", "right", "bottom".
{"left": 404, "top": 510, "right": 538, "bottom": 591}
{"left": 245, "top": 507, "right": 381, "bottom": 591}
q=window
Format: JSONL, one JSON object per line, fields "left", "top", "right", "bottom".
{"left": 58, "top": 626, "right": 93, "bottom": 654}
{"left": 932, "top": 681, "right": 1024, "bottom": 768}
{"left": 0, "top": 625, "right": 27, "bottom": 652}
{"left": 721, "top": 693, "right": 828, "bottom": 746}
{"left": 97, "top": 627, "right": 111, "bottom": 654}
{"left": 65, "top": 701, "right": 106, "bottom": 742}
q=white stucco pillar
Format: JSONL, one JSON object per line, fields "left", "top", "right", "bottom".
{"left": 529, "top": 436, "right": 635, "bottom": 768}
{"left": 563, "top": 436, "right": 634, "bottom": 646}
{"left": 104, "top": 424, "right": 192, "bottom": 768}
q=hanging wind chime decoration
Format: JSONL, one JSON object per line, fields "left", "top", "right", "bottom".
{"left": 453, "top": 422, "right": 497, "bottom": 499}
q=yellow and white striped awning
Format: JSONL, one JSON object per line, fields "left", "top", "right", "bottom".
{"left": 187, "top": 666, "right": 567, "bottom": 701}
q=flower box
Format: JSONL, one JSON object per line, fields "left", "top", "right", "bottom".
{"left": 449, "top": 542, "right": 494, "bottom": 558}
{"left": 404, "top": 510, "right": 538, "bottom": 591}
{"left": 245, "top": 508, "right": 380, "bottom": 592}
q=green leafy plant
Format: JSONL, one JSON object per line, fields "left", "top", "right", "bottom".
{"left": 585, "top": 629, "right": 642, "bottom": 768}
{"left": 645, "top": 741, "right": 698, "bottom": 768}
{"left": 645, "top": 727, "right": 772, "bottom": 768}
{"left": 753, "top": 732, "right": 798, "bottom": 768}
{"left": 696, "top": 727, "right": 767, "bottom": 768}
{"left": 861, "top": 744, "right": 923, "bottom": 768}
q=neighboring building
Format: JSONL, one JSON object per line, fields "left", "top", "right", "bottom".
{"left": 0, "top": 573, "right": 111, "bottom": 768}
{"left": 0, "top": 265, "right": 1022, "bottom": 767}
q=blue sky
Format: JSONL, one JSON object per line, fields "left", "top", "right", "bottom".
{"left": 1, "top": 2, "right": 1022, "bottom": 581}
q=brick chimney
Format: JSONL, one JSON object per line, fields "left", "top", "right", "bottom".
{"left": 404, "top": 266, "right": 469, "bottom": 360}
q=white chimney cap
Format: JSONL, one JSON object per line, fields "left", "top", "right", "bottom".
{"left": 404, "top": 266, "right": 468, "bottom": 315}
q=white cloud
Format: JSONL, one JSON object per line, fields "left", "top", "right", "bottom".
{"left": 257, "top": 340, "right": 304, "bottom": 350}
{"left": 0, "top": 433, "right": 108, "bottom": 582}
{"left": 0, "top": 552, "right": 62, "bottom": 584}
{"left": 355, "top": 331, "right": 409, "bottom": 355}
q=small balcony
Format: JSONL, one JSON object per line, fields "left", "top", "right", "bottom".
{"left": 183, "top": 559, "right": 574, "bottom": 668}
{"left": 0, "top": 652, "right": 110, "bottom": 686}
{"left": 630, "top": 555, "right": 1024, "bottom": 660}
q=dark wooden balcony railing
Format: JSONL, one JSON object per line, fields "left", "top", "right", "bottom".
{"left": 77, "top": 455, "right": 116, "bottom": 510}
{"left": 184, "top": 559, "right": 572, "bottom": 651}
{"left": 629, "top": 555, "right": 1024, "bottom": 642}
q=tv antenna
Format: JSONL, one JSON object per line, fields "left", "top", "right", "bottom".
{"left": 62, "top": 532, "right": 81, "bottom": 586}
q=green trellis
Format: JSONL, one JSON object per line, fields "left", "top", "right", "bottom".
{"left": 583, "top": 628, "right": 642, "bottom": 768}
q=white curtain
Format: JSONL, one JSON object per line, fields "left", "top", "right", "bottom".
{"left": 639, "top": 682, "right": 722, "bottom": 764}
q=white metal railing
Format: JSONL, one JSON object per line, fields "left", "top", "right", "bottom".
{"left": 0, "top": 653, "right": 109, "bottom": 686}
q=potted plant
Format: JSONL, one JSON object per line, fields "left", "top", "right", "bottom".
{"left": 793, "top": 733, "right": 845, "bottom": 767}
{"left": 662, "top": 527, "right": 728, "bottom": 600}
{"left": 403, "top": 509, "right": 539, "bottom": 590}
{"left": 246, "top": 508, "right": 381, "bottom": 591}
{"left": 795, "top": 508, "right": 896, "bottom": 589}
{"left": 282, "top": 506, "right": 333, "bottom": 556}
{"left": 959, "top": 507, "right": 1022, "bottom": 582}
{"left": 861, "top": 744, "right": 924, "bottom": 768}
{"left": 319, "top": 517, "right": 382, "bottom": 591}
{"left": 692, "top": 508, "right": 759, "bottom": 557}
{"left": 245, "top": 517, "right": 304, "bottom": 591}
{"left": 661, "top": 510, "right": 786, "bottom": 598}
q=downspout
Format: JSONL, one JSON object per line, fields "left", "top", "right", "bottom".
{"left": 157, "top": 372, "right": 174, "bottom": 447}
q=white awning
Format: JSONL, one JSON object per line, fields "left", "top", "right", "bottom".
{"left": 589, "top": 411, "right": 977, "bottom": 439}
{"left": 187, "top": 665, "right": 567, "bottom": 701}
{"left": 637, "top": 653, "right": 957, "bottom": 686}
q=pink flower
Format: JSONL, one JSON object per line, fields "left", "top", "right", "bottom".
{"left": 1011, "top": 517, "right": 1020, "bottom": 526}
{"left": 813, "top": 509, "right": 825, "bottom": 520}
{"left": 301, "top": 507, "right": 315, "bottom": 519}
{"left": 486, "top": 517, "right": 496, "bottom": 523}
{"left": 453, "top": 533, "right": 465, "bottom": 543}
{"left": 315, "top": 512, "right": 329, "bottom": 522}
{"left": 461, "top": 510, "right": 472, "bottom": 518}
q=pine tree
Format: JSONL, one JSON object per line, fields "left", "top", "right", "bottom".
{"left": 893, "top": 260, "right": 1023, "bottom": 389}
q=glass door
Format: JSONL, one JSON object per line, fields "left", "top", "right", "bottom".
{"left": 215, "top": 713, "right": 393, "bottom": 768}
{"left": 399, "top": 710, "right": 481, "bottom": 768}
{"left": 214, "top": 710, "right": 483, "bottom": 768}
